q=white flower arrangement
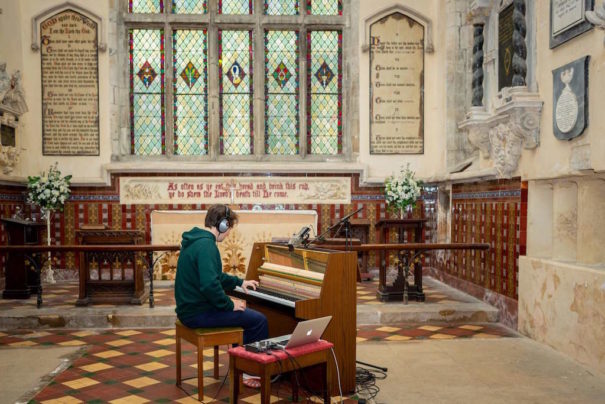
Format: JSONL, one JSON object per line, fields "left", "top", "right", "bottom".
{"left": 384, "top": 164, "right": 422, "bottom": 217}
{"left": 27, "top": 162, "right": 72, "bottom": 215}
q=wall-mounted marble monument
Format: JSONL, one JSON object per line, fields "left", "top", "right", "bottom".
{"left": 550, "top": 0, "right": 594, "bottom": 48}
{"left": 369, "top": 12, "right": 424, "bottom": 154}
{"left": 552, "top": 56, "right": 589, "bottom": 140}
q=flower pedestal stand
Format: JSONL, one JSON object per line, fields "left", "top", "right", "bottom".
{"left": 375, "top": 218, "right": 427, "bottom": 302}
{"left": 42, "top": 212, "right": 56, "bottom": 284}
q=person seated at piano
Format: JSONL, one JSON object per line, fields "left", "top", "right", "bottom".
{"left": 175, "top": 204, "right": 268, "bottom": 388}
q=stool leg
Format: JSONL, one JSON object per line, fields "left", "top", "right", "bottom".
{"left": 175, "top": 335, "right": 181, "bottom": 386}
{"left": 197, "top": 340, "right": 204, "bottom": 401}
{"left": 213, "top": 345, "right": 219, "bottom": 379}
{"left": 229, "top": 356, "right": 239, "bottom": 403}
{"left": 261, "top": 368, "right": 271, "bottom": 404}
{"left": 291, "top": 372, "right": 299, "bottom": 402}
{"left": 323, "top": 361, "right": 330, "bottom": 404}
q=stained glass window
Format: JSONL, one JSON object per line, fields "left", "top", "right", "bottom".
{"left": 219, "top": 30, "right": 253, "bottom": 155}
{"left": 307, "top": 30, "right": 341, "bottom": 155}
{"left": 173, "top": 30, "right": 208, "bottom": 155}
{"left": 265, "top": 0, "right": 299, "bottom": 15}
{"left": 219, "top": 0, "right": 253, "bottom": 14}
{"left": 307, "top": 0, "right": 341, "bottom": 15}
{"left": 172, "top": 0, "right": 207, "bottom": 14}
{"left": 129, "top": 0, "right": 164, "bottom": 13}
{"left": 130, "top": 29, "right": 165, "bottom": 155}
{"left": 265, "top": 31, "right": 299, "bottom": 155}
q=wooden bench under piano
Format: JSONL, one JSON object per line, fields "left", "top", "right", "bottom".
{"left": 230, "top": 242, "right": 357, "bottom": 396}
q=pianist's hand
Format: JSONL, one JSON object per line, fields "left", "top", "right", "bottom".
{"left": 241, "top": 280, "right": 259, "bottom": 293}
{"left": 232, "top": 299, "right": 246, "bottom": 311}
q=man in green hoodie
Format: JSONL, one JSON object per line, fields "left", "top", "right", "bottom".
{"left": 175, "top": 204, "right": 268, "bottom": 345}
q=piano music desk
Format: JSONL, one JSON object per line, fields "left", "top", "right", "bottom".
{"left": 229, "top": 340, "right": 333, "bottom": 404}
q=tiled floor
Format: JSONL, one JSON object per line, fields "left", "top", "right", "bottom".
{"left": 0, "top": 279, "right": 517, "bottom": 402}
{"left": 1, "top": 329, "right": 357, "bottom": 403}
{"left": 0, "top": 322, "right": 517, "bottom": 404}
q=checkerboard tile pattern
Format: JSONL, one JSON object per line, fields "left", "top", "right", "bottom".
{"left": 0, "top": 322, "right": 518, "bottom": 403}
{"left": 355, "top": 323, "right": 517, "bottom": 342}
{"left": 0, "top": 329, "right": 358, "bottom": 403}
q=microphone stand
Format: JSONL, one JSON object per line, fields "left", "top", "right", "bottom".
{"left": 312, "top": 207, "right": 364, "bottom": 244}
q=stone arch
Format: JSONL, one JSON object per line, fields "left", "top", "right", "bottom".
{"left": 31, "top": 1, "right": 106, "bottom": 52}
{"left": 362, "top": 3, "right": 434, "bottom": 53}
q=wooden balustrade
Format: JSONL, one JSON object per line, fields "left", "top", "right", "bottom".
{"left": 1, "top": 244, "right": 180, "bottom": 308}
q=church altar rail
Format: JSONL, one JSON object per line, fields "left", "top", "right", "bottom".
{"left": 323, "top": 243, "right": 490, "bottom": 302}
{"left": 1, "top": 244, "right": 180, "bottom": 308}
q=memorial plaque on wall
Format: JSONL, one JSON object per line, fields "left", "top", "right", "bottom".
{"left": 498, "top": 4, "right": 514, "bottom": 91}
{"left": 370, "top": 12, "right": 424, "bottom": 154}
{"left": 41, "top": 9, "right": 99, "bottom": 155}
{"left": 552, "top": 56, "right": 589, "bottom": 140}
{"left": 550, "top": 0, "right": 594, "bottom": 49}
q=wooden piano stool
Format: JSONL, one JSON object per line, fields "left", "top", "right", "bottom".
{"left": 175, "top": 320, "right": 243, "bottom": 401}
{"left": 228, "top": 340, "right": 333, "bottom": 404}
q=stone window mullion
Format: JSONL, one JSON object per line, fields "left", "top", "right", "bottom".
{"left": 163, "top": 6, "right": 175, "bottom": 156}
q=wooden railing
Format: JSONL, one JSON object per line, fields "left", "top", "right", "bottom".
{"left": 1, "top": 244, "right": 180, "bottom": 308}
{"left": 314, "top": 242, "right": 490, "bottom": 303}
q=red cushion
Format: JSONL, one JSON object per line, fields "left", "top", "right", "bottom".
{"left": 228, "top": 340, "right": 334, "bottom": 364}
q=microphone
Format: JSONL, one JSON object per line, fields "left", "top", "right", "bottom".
{"left": 288, "top": 226, "right": 311, "bottom": 251}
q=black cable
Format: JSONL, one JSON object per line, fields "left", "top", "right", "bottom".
{"left": 265, "top": 350, "right": 284, "bottom": 401}
{"left": 284, "top": 349, "right": 329, "bottom": 402}
{"left": 176, "top": 375, "right": 201, "bottom": 401}
{"left": 213, "top": 367, "right": 229, "bottom": 399}
{"left": 355, "top": 364, "right": 387, "bottom": 401}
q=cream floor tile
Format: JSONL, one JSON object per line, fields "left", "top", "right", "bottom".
{"left": 123, "top": 376, "right": 160, "bottom": 388}
{"left": 79, "top": 363, "right": 114, "bottom": 373}
{"left": 109, "top": 395, "right": 150, "bottom": 404}
{"left": 62, "top": 377, "right": 99, "bottom": 389}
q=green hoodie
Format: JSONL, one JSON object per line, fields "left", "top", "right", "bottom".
{"left": 174, "top": 227, "right": 243, "bottom": 321}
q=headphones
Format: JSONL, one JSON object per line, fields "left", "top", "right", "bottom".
{"left": 216, "top": 206, "right": 231, "bottom": 234}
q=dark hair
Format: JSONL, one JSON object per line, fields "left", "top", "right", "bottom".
{"left": 205, "top": 204, "right": 238, "bottom": 230}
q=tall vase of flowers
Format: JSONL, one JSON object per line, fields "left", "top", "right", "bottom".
{"left": 384, "top": 164, "right": 422, "bottom": 219}
{"left": 27, "top": 163, "right": 72, "bottom": 284}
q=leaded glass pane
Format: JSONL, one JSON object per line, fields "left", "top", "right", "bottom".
{"left": 129, "top": 0, "right": 163, "bottom": 13}
{"left": 172, "top": 0, "right": 207, "bottom": 14}
{"left": 307, "top": 0, "right": 341, "bottom": 15}
{"left": 219, "top": 30, "right": 253, "bottom": 155}
{"left": 265, "top": 0, "right": 299, "bottom": 15}
{"left": 265, "top": 31, "right": 299, "bottom": 155}
{"left": 173, "top": 30, "right": 208, "bottom": 156}
{"left": 220, "top": 0, "right": 253, "bottom": 14}
{"left": 307, "top": 30, "right": 341, "bottom": 155}
{"left": 130, "top": 29, "right": 165, "bottom": 155}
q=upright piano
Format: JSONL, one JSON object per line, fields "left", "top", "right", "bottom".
{"left": 230, "top": 242, "right": 357, "bottom": 395}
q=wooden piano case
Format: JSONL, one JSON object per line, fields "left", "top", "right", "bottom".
{"left": 231, "top": 242, "right": 357, "bottom": 395}
{"left": 76, "top": 229, "right": 147, "bottom": 306}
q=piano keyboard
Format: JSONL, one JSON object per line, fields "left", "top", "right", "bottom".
{"left": 234, "top": 286, "right": 299, "bottom": 308}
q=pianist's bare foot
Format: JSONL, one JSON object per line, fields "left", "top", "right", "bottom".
{"left": 243, "top": 374, "right": 261, "bottom": 389}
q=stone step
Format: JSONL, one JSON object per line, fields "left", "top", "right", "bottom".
{"left": 0, "top": 278, "right": 501, "bottom": 329}
{"left": 357, "top": 300, "right": 499, "bottom": 325}
{"left": 356, "top": 276, "right": 500, "bottom": 325}
{"left": 0, "top": 306, "right": 178, "bottom": 329}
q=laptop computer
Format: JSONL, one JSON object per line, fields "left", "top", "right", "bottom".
{"left": 267, "top": 316, "right": 332, "bottom": 349}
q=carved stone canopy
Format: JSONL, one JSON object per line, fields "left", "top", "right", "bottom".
{"left": 586, "top": 0, "right": 605, "bottom": 46}
{"left": 459, "top": 87, "right": 543, "bottom": 178}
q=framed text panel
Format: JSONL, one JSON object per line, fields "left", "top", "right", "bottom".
{"left": 41, "top": 9, "right": 100, "bottom": 155}
{"left": 369, "top": 12, "right": 424, "bottom": 155}
{"left": 550, "top": 0, "right": 594, "bottom": 49}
